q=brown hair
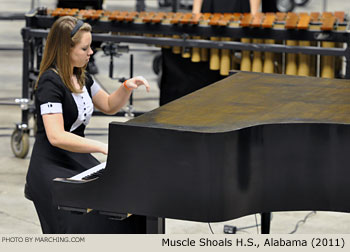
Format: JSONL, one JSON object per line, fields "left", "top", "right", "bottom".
{"left": 36, "top": 16, "right": 92, "bottom": 93}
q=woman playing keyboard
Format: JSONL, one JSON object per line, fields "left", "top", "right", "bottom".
{"left": 25, "top": 16, "right": 150, "bottom": 234}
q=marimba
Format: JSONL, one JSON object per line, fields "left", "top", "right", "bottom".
{"left": 26, "top": 8, "right": 350, "bottom": 78}
{"left": 11, "top": 7, "right": 350, "bottom": 158}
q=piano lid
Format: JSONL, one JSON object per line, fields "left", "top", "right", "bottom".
{"left": 125, "top": 72, "right": 350, "bottom": 133}
{"left": 53, "top": 71, "right": 350, "bottom": 223}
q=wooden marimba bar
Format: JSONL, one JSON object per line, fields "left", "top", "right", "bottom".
{"left": 28, "top": 8, "right": 350, "bottom": 78}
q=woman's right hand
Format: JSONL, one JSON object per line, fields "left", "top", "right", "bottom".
{"left": 123, "top": 76, "right": 150, "bottom": 92}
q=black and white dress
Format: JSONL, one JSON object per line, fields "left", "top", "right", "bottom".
{"left": 26, "top": 69, "right": 146, "bottom": 234}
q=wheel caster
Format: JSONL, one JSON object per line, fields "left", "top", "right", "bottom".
{"left": 11, "top": 129, "right": 29, "bottom": 158}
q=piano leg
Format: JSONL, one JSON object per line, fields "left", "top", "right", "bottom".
{"left": 146, "top": 217, "right": 165, "bottom": 234}
{"left": 261, "top": 212, "right": 271, "bottom": 234}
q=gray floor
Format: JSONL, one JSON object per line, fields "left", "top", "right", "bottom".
{"left": 0, "top": 0, "right": 349, "bottom": 234}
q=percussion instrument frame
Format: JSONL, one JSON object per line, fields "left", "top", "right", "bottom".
{"left": 12, "top": 9, "right": 350, "bottom": 158}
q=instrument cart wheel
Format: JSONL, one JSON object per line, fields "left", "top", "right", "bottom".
{"left": 294, "top": 0, "right": 310, "bottom": 6}
{"left": 276, "top": 0, "right": 295, "bottom": 12}
{"left": 11, "top": 129, "right": 29, "bottom": 159}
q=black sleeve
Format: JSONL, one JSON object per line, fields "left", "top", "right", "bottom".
{"left": 85, "top": 72, "right": 101, "bottom": 98}
{"left": 36, "top": 70, "right": 64, "bottom": 114}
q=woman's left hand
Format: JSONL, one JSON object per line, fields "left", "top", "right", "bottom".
{"left": 123, "top": 76, "right": 150, "bottom": 92}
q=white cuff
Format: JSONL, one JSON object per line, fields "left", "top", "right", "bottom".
{"left": 91, "top": 80, "right": 101, "bottom": 97}
{"left": 40, "top": 102, "right": 62, "bottom": 115}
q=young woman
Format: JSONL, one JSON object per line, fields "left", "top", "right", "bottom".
{"left": 25, "top": 16, "right": 150, "bottom": 233}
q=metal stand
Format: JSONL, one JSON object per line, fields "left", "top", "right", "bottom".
{"left": 323, "top": 0, "right": 327, "bottom": 12}
{"left": 261, "top": 212, "right": 271, "bottom": 234}
{"left": 146, "top": 217, "right": 165, "bottom": 234}
{"left": 102, "top": 42, "right": 135, "bottom": 118}
{"left": 172, "top": 0, "right": 180, "bottom": 12}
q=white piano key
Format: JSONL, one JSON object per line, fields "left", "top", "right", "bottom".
{"left": 69, "top": 162, "right": 106, "bottom": 181}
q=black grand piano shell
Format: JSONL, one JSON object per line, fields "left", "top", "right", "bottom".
{"left": 53, "top": 71, "right": 350, "bottom": 223}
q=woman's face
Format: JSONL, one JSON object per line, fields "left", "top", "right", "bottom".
{"left": 70, "top": 31, "right": 93, "bottom": 69}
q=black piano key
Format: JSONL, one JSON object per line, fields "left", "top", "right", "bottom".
{"left": 82, "top": 169, "right": 105, "bottom": 180}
